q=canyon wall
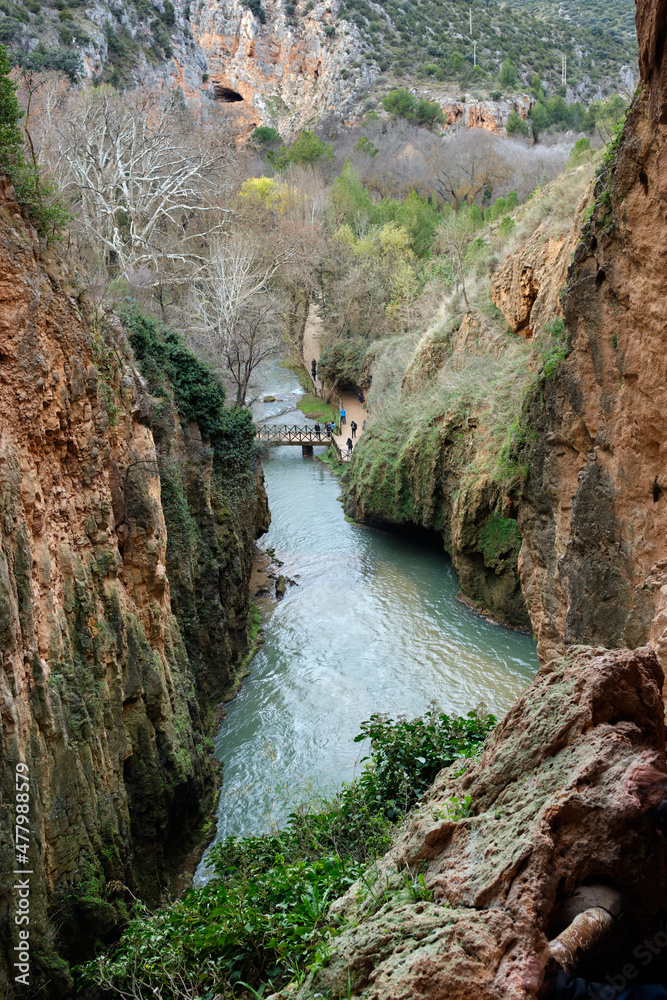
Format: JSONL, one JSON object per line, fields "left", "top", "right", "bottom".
{"left": 343, "top": 315, "right": 531, "bottom": 629}
{"left": 342, "top": 182, "right": 589, "bottom": 629}
{"left": 516, "top": 0, "right": 667, "bottom": 666}
{"left": 0, "top": 196, "right": 267, "bottom": 996}
{"left": 297, "top": 644, "right": 667, "bottom": 1000}
{"left": 190, "top": 0, "right": 377, "bottom": 132}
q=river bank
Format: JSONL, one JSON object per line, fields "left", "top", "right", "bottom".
{"left": 195, "top": 357, "right": 537, "bottom": 874}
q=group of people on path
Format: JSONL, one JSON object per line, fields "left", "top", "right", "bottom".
{"left": 308, "top": 359, "right": 368, "bottom": 458}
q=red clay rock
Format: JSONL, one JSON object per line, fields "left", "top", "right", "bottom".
{"left": 515, "top": 2, "right": 667, "bottom": 666}
{"left": 296, "top": 646, "right": 667, "bottom": 1000}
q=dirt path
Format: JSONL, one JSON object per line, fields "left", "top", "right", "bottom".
{"left": 332, "top": 390, "right": 366, "bottom": 459}
{"left": 302, "top": 307, "right": 325, "bottom": 397}
{"left": 302, "top": 304, "right": 367, "bottom": 460}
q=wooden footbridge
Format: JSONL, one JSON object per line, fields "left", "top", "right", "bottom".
{"left": 256, "top": 423, "right": 334, "bottom": 456}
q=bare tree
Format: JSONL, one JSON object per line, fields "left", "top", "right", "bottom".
{"left": 37, "top": 86, "right": 238, "bottom": 284}
{"left": 435, "top": 213, "right": 478, "bottom": 314}
{"left": 187, "top": 229, "right": 313, "bottom": 406}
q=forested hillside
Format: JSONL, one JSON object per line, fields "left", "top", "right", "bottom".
{"left": 504, "top": 0, "right": 637, "bottom": 51}
{"left": 340, "top": 0, "right": 635, "bottom": 98}
{"left": 0, "top": 0, "right": 636, "bottom": 107}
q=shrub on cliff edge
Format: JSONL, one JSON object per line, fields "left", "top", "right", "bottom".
{"left": 0, "top": 42, "right": 21, "bottom": 165}
{"left": 121, "top": 307, "right": 256, "bottom": 473}
{"left": 0, "top": 43, "right": 69, "bottom": 239}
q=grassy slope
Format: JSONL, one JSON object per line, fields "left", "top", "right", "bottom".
{"left": 342, "top": 163, "right": 597, "bottom": 625}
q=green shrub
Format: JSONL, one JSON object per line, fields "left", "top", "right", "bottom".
{"left": 77, "top": 708, "right": 494, "bottom": 996}
{"left": 353, "top": 710, "right": 495, "bottom": 817}
{"left": 506, "top": 108, "right": 529, "bottom": 136}
{"left": 318, "top": 337, "right": 368, "bottom": 388}
{"left": 529, "top": 99, "right": 547, "bottom": 137}
{"left": 161, "top": 0, "right": 175, "bottom": 25}
{"left": 567, "top": 136, "right": 591, "bottom": 169}
{"left": 0, "top": 42, "right": 23, "bottom": 170}
{"left": 498, "top": 215, "right": 515, "bottom": 238}
{"left": 21, "top": 42, "right": 81, "bottom": 81}
{"left": 121, "top": 307, "right": 255, "bottom": 472}
{"left": 355, "top": 134, "right": 378, "bottom": 156}
{"left": 381, "top": 88, "right": 443, "bottom": 129}
{"left": 251, "top": 124, "right": 281, "bottom": 147}
{"left": 499, "top": 58, "right": 516, "bottom": 87}
{"left": 243, "top": 0, "right": 266, "bottom": 23}
{"left": 267, "top": 129, "right": 333, "bottom": 168}
{"left": 0, "top": 42, "right": 69, "bottom": 239}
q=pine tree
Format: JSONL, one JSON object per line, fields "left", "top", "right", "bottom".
{"left": 0, "top": 44, "right": 23, "bottom": 171}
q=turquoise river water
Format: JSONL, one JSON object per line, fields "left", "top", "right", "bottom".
{"left": 196, "top": 363, "right": 537, "bottom": 876}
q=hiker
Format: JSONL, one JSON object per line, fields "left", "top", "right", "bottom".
{"left": 362, "top": 419, "right": 366, "bottom": 431}
{"left": 314, "top": 422, "right": 321, "bottom": 439}
{"left": 346, "top": 437, "right": 353, "bottom": 456}
{"left": 340, "top": 407, "right": 346, "bottom": 425}
{"left": 311, "top": 359, "right": 317, "bottom": 373}
{"left": 358, "top": 391, "right": 365, "bottom": 406}
{"left": 350, "top": 420, "right": 357, "bottom": 438}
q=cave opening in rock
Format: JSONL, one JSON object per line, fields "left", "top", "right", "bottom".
{"left": 215, "top": 86, "right": 244, "bottom": 103}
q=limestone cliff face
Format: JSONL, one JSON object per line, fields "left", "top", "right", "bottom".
{"left": 0, "top": 198, "right": 266, "bottom": 996}
{"left": 298, "top": 645, "right": 667, "bottom": 1000}
{"left": 516, "top": 1, "right": 667, "bottom": 667}
{"left": 345, "top": 317, "right": 530, "bottom": 629}
{"left": 442, "top": 94, "right": 534, "bottom": 136}
{"left": 491, "top": 200, "right": 589, "bottom": 339}
{"left": 190, "top": 0, "right": 378, "bottom": 132}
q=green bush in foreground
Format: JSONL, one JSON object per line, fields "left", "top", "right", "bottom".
{"left": 78, "top": 710, "right": 494, "bottom": 997}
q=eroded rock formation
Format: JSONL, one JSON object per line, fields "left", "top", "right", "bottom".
{"left": 0, "top": 193, "right": 267, "bottom": 995}
{"left": 517, "top": 0, "right": 667, "bottom": 666}
{"left": 442, "top": 95, "right": 534, "bottom": 136}
{"left": 491, "top": 215, "right": 586, "bottom": 339}
{"left": 191, "top": 0, "right": 378, "bottom": 132}
{"left": 296, "top": 646, "right": 667, "bottom": 1000}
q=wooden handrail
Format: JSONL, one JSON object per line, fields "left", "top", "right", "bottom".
{"left": 255, "top": 424, "right": 333, "bottom": 444}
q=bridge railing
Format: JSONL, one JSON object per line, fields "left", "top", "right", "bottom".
{"left": 256, "top": 424, "right": 333, "bottom": 444}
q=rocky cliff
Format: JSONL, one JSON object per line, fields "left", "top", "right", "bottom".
{"left": 343, "top": 326, "right": 531, "bottom": 629}
{"left": 341, "top": 170, "right": 594, "bottom": 630}
{"left": 0, "top": 192, "right": 267, "bottom": 996}
{"left": 296, "top": 645, "right": 667, "bottom": 999}
{"left": 190, "top": 0, "right": 378, "bottom": 132}
{"left": 516, "top": 0, "right": 667, "bottom": 667}
{"left": 442, "top": 94, "right": 534, "bottom": 136}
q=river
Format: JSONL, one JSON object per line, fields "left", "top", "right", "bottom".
{"left": 197, "top": 362, "right": 537, "bottom": 872}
